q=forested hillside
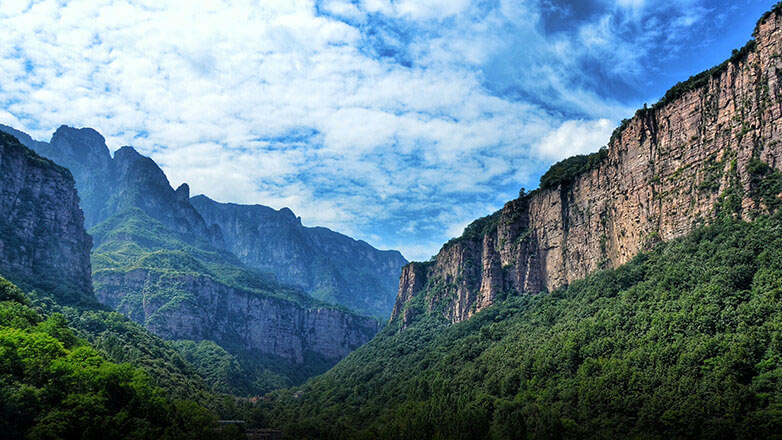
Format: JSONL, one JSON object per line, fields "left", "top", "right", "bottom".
{"left": 267, "top": 213, "right": 782, "bottom": 439}
{"left": 0, "top": 277, "right": 246, "bottom": 440}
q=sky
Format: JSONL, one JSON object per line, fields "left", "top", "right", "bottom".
{"left": 0, "top": 0, "right": 776, "bottom": 261}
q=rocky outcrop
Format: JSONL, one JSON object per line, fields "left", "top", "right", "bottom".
{"left": 392, "top": 9, "right": 782, "bottom": 325}
{"left": 95, "top": 268, "right": 379, "bottom": 363}
{"left": 0, "top": 131, "right": 92, "bottom": 297}
{"left": 104, "top": 147, "right": 223, "bottom": 247}
{"left": 191, "top": 195, "right": 407, "bottom": 318}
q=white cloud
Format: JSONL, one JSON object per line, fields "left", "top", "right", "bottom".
{"left": 534, "top": 119, "right": 614, "bottom": 161}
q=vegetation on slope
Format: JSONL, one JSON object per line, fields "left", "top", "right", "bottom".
{"left": 90, "top": 207, "right": 358, "bottom": 395}
{"left": 0, "top": 277, "right": 243, "bottom": 440}
{"left": 90, "top": 207, "right": 325, "bottom": 309}
{"left": 538, "top": 147, "right": 609, "bottom": 190}
{"left": 266, "top": 213, "right": 782, "bottom": 439}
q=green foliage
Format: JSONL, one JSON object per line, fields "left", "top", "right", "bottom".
{"left": 63, "top": 308, "right": 211, "bottom": 400}
{"left": 539, "top": 148, "right": 608, "bottom": 190}
{"left": 444, "top": 210, "right": 503, "bottom": 248}
{"left": 90, "top": 208, "right": 320, "bottom": 308}
{"left": 266, "top": 214, "right": 782, "bottom": 439}
{"left": 749, "top": 158, "right": 782, "bottom": 213}
{"left": 0, "top": 277, "right": 29, "bottom": 305}
{"left": 0, "top": 278, "right": 243, "bottom": 440}
{"left": 173, "top": 340, "right": 336, "bottom": 397}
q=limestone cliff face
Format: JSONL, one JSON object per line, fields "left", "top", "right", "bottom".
{"left": 0, "top": 131, "right": 92, "bottom": 297}
{"left": 95, "top": 268, "right": 379, "bottom": 363}
{"left": 191, "top": 195, "right": 408, "bottom": 318}
{"left": 392, "top": 10, "right": 782, "bottom": 325}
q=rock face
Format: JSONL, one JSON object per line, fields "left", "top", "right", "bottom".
{"left": 95, "top": 269, "right": 379, "bottom": 363}
{"left": 0, "top": 131, "right": 92, "bottom": 298}
{"left": 391, "top": 11, "right": 782, "bottom": 325}
{"left": 105, "top": 147, "right": 223, "bottom": 247}
{"left": 192, "top": 195, "right": 408, "bottom": 318}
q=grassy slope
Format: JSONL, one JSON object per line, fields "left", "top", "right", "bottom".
{"left": 90, "top": 207, "right": 322, "bottom": 309}
{"left": 266, "top": 214, "right": 782, "bottom": 439}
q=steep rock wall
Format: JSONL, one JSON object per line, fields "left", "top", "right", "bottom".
{"left": 95, "top": 269, "right": 380, "bottom": 363}
{"left": 191, "top": 195, "right": 407, "bottom": 318}
{"left": 0, "top": 131, "right": 92, "bottom": 296}
{"left": 392, "top": 10, "right": 782, "bottom": 325}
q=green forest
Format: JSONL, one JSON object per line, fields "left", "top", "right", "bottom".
{"left": 265, "top": 213, "right": 782, "bottom": 439}
{"left": 0, "top": 277, "right": 247, "bottom": 440}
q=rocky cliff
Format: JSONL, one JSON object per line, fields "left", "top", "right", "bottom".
{"left": 95, "top": 268, "right": 379, "bottom": 363}
{"left": 0, "top": 131, "right": 92, "bottom": 301}
{"left": 391, "top": 9, "right": 782, "bottom": 325}
{"left": 191, "top": 195, "right": 408, "bottom": 318}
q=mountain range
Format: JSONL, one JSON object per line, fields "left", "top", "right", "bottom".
{"left": 0, "top": 123, "right": 406, "bottom": 394}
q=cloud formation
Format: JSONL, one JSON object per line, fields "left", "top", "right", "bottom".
{"left": 0, "top": 0, "right": 771, "bottom": 260}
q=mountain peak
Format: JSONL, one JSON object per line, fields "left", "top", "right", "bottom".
{"left": 175, "top": 183, "right": 190, "bottom": 202}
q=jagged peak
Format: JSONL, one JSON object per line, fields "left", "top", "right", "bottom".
{"left": 52, "top": 124, "right": 104, "bottom": 140}
{"left": 175, "top": 183, "right": 190, "bottom": 202}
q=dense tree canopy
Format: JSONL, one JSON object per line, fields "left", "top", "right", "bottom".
{"left": 0, "top": 278, "right": 242, "bottom": 440}
{"left": 266, "top": 214, "right": 782, "bottom": 439}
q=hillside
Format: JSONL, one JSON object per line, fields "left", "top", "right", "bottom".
{"left": 267, "top": 212, "right": 782, "bottom": 439}
{"left": 0, "top": 277, "right": 237, "bottom": 440}
{"left": 91, "top": 206, "right": 380, "bottom": 394}
{"left": 0, "top": 132, "right": 244, "bottom": 438}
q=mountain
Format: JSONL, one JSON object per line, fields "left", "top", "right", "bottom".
{"left": 90, "top": 207, "right": 379, "bottom": 366}
{"left": 390, "top": 8, "right": 782, "bottom": 326}
{"left": 0, "top": 125, "right": 406, "bottom": 319}
{"left": 0, "top": 124, "right": 383, "bottom": 393}
{"left": 191, "top": 195, "right": 408, "bottom": 318}
{"left": 0, "top": 132, "right": 239, "bottom": 439}
{"left": 262, "top": 6, "right": 782, "bottom": 439}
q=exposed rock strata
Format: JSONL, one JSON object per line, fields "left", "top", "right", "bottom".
{"left": 95, "top": 269, "right": 379, "bottom": 363}
{"left": 192, "top": 195, "right": 408, "bottom": 318}
{"left": 0, "top": 131, "right": 92, "bottom": 295}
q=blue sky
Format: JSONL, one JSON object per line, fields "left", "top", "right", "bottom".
{"left": 0, "top": 0, "right": 775, "bottom": 260}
